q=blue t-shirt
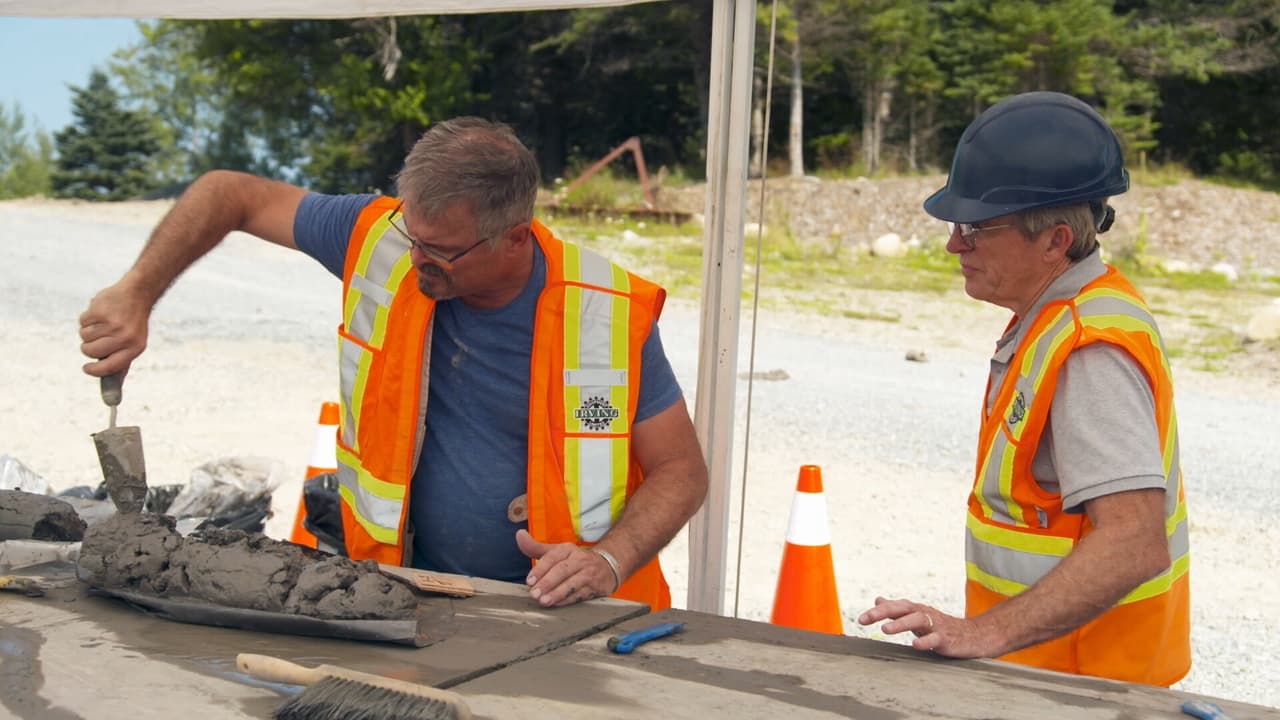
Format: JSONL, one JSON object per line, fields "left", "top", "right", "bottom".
{"left": 294, "top": 193, "right": 683, "bottom": 581}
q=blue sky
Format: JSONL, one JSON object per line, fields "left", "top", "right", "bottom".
{"left": 0, "top": 18, "right": 145, "bottom": 133}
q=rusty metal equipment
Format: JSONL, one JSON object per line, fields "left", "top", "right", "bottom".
{"left": 556, "top": 137, "right": 657, "bottom": 209}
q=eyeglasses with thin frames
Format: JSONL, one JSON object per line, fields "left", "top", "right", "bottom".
{"left": 949, "top": 221, "right": 1015, "bottom": 250}
{"left": 388, "top": 202, "right": 490, "bottom": 270}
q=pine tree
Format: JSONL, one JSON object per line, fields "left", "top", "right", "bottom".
{"left": 51, "top": 70, "right": 159, "bottom": 200}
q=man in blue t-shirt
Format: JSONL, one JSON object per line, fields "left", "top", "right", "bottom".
{"left": 79, "top": 117, "right": 708, "bottom": 608}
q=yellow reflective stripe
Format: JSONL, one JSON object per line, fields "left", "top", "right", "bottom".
{"left": 336, "top": 484, "right": 400, "bottom": 544}
{"left": 966, "top": 512, "right": 1074, "bottom": 556}
{"left": 1162, "top": 411, "right": 1178, "bottom": 481}
{"left": 335, "top": 484, "right": 399, "bottom": 544}
{"left": 974, "top": 439, "right": 998, "bottom": 520}
{"left": 1119, "top": 552, "right": 1190, "bottom": 605}
{"left": 350, "top": 350, "right": 372, "bottom": 447}
{"left": 369, "top": 254, "right": 414, "bottom": 348}
{"left": 609, "top": 436, "right": 628, "bottom": 521}
{"left": 346, "top": 218, "right": 387, "bottom": 318}
{"left": 609, "top": 288, "right": 628, "bottom": 433}
{"left": 1167, "top": 496, "right": 1187, "bottom": 535}
{"left": 966, "top": 561, "right": 1028, "bottom": 597}
{"left": 1076, "top": 286, "right": 1132, "bottom": 305}
{"left": 334, "top": 447, "right": 405, "bottom": 545}
{"left": 997, "top": 440, "right": 1024, "bottom": 526}
{"left": 565, "top": 436, "right": 582, "bottom": 538}
{"left": 1017, "top": 306, "right": 1070, "bottom": 380}
{"left": 564, "top": 285, "right": 583, "bottom": 432}
{"left": 1029, "top": 320, "right": 1074, "bottom": 402}
{"left": 607, "top": 273, "right": 630, "bottom": 512}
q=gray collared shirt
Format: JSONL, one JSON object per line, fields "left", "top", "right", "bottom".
{"left": 985, "top": 250, "right": 1167, "bottom": 514}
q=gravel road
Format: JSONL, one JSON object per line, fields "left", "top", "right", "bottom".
{"left": 1, "top": 198, "right": 1277, "bottom": 710}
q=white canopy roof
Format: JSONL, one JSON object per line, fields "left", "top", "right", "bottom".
{"left": 0, "top": 0, "right": 657, "bottom": 18}
{"left": 0, "top": 0, "right": 755, "bottom": 616}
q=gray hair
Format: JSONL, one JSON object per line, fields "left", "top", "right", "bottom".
{"left": 1015, "top": 202, "right": 1097, "bottom": 261}
{"left": 395, "top": 117, "right": 540, "bottom": 243}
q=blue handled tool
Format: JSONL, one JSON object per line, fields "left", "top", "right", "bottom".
{"left": 1181, "top": 699, "right": 1232, "bottom": 720}
{"left": 606, "top": 621, "right": 685, "bottom": 654}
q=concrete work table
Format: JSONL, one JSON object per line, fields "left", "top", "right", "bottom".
{"left": 2, "top": 582, "right": 1275, "bottom": 719}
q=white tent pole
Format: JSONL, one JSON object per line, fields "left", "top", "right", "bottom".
{"left": 687, "top": 0, "right": 755, "bottom": 615}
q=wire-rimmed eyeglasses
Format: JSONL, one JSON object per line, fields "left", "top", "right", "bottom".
{"left": 949, "top": 221, "right": 1015, "bottom": 250}
{"left": 388, "top": 202, "right": 490, "bottom": 269}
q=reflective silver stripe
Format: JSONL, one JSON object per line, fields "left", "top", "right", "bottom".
{"left": 978, "top": 307, "right": 1073, "bottom": 525}
{"left": 346, "top": 226, "right": 405, "bottom": 347}
{"left": 1076, "top": 294, "right": 1157, "bottom": 330}
{"left": 575, "top": 287, "right": 616, "bottom": 375}
{"left": 577, "top": 247, "right": 615, "bottom": 288}
{"left": 336, "top": 462, "right": 402, "bottom": 538}
{"left": 576, "top": 437, "right": 616, "bottom": 541}
{"left": 565, "top": 369, "right": 627, "bottom": 387}
{"left": 571, "top": 286, "right": 621, "bottom": 532}
{"left": 338, "top": 336, "right": 364, "bottom": 449}
{"left": 347, "top": 293, "right": 379, "bottom": 346}
{"left": 561, "top": 245, "right": 633, "bottom": 542}
{"left": 351, "top": 272, "right": 393, "bottom": 308}
{"left": 967, "top": 510, "right": 1191, "bottom": 590}
{"left": 965, "top": 532, "right": 1062, "bottom": 585}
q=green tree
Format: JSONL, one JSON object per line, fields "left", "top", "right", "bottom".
{"left": 0, "top": 102, "right": 53, "bottom": 199}
{"left": 51, "top": 70, "right": 160, "bottom": 200}
{"left": 175, "top": 17, "right": 480, "bottom": 192}
{"left": 110, "top": 20, "right": 257, "bottom": 189}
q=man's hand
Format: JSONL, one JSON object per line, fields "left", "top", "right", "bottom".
{"left": 517, "top": 529, "right": 617, "bottom": 607}
{"left": 857, "top": 596, "right": 1005, "bottom": 658}
{"left": 79, "top": 280, "right": 152, "bottom": 377}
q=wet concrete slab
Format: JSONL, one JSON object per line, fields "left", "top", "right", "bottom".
{"left": 1, "top": 571, "right": 647, "bottom": 719}
{"left": 451, "top": 609, "right": 1280, "bottom": 720}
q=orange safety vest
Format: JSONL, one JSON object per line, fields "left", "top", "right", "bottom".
{"left": 332, "top": 197, "right": 671, "bottom": 610}
{"left": 966, "top": 265, "right": 1190, "bottom": 686}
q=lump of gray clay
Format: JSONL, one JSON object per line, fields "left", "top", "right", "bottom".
{"left": 79, "top": 513, "right": 416, "bottom": 620}
{"left": 0, "top": 489, "right": 87, "bottom": 542}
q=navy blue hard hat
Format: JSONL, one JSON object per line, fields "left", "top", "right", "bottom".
{"left": 924, "top": 91, "right": 1129, "bottom": 223}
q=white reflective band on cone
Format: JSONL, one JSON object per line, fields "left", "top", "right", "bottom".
{"left": 784, "top": 492, "right": 832, "bottom": 546}
{"left": 310, "top": 424, "right": 338, "bottom": 469}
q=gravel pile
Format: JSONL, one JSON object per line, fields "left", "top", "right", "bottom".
{"left": 665, "top": 175, "right": 1280, "bottom": 275}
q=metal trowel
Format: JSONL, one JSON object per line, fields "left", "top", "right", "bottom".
{"left": 91, "top": 373, "right": 148, "bottom": 514}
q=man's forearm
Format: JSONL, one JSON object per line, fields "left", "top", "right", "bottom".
{"left": 595, "top": 456, "right": 707, "bottom": 579}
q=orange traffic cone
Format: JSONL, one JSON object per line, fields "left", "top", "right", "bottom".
{"left": 289, "top": 401, "right": 339, "bottom": 548}
{"left": 769, "top": 464, "right": 843, "bottom": 634}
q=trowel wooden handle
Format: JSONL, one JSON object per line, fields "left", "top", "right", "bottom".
{"left": 101, "top": 373, "right": 123, "bottom": 408}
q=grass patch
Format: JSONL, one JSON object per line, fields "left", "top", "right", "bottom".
{"left": 841, "top": 308, "right": 902, "bottom": 322}
{"left": 548, "top": 214, "right": 962, "bottom": 305}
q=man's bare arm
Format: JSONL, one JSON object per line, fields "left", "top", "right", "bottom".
{"left": 80, "top": 171, "right": 307, "bottom": 377}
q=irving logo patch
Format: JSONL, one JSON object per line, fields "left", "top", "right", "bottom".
{"left": 1007, "top": 391, "right": 1027, "bottom": 428}
{"left": 575, "top": 396, "right": 620, "bottom": 432}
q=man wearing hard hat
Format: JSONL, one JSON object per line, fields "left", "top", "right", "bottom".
{"left": 859, "top": 91, "right": 1190, "bottom": 686}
